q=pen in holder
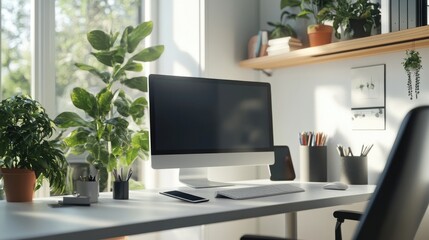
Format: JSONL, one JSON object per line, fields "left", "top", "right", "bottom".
{"left": 340, "top": 156, "right": 368, "bottom": 184}
{"left": 113, "top": 181, "right": 129, "bottom": 200}
{"left": 299, "top": 132, "right": 328, "bottom": 182}
{"left": 75, "top": 174, "right": 99, "bottom": 203}
{"left": 337, "top": 144, "right": 372, "bottom": 184}
{"left": 300, "top": 145, "right": 328, "bottom": 182}
{"left": 113, "top": 168, "right": 132, "bottom": 200}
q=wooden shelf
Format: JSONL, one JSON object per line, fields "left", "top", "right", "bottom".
{"left": 240, "top": 25, "right": 429, "bottom": 70}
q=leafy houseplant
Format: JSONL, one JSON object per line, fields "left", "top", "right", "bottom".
{"left": 402, "top": 50, "right": 423, "bottom": 100}
{"left": 281, "top": 0, "right": 335, "bottom": 46}
{"left": 319, "top": 0, "right": 381, "bottom": 39}
{"left": 54, "top": 21, "right": 164, "bottom": 182}
{"left": 267, "top": 0, "right": 298, "bottom": 39}
{"left": 0, "top": 95, "right": 68, "bottom": 202}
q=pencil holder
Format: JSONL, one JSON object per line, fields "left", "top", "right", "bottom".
{"left": 340, "top": 156, "right": 368, "bottom": 184}
{"left": 113, "top": 181, "right": 129, "bottom": 200}
{"left": 75, "top": 180, "right": 99, "bottom": 203}
{"left": 300, "top": 146, "right": 327, "bottom": 182}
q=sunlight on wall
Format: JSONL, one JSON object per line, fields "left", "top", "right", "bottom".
{"left": 314, "top": 86, "right": 347, "bottom": 137}
{"left": 161, "top": 0, "right": 201, "bottom": 76}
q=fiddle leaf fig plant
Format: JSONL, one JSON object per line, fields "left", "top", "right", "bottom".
{"left": 0, "top": 94, "right": 68, "bottom": 194}
{"left": 402, "top": 50, "right": 423, "bottom": 100}
{"left": 54, "top": 21, "right": 164, "bottom": 172}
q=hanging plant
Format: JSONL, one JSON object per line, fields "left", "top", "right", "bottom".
{"left": 402, "top": 50, "right": 422, "bottom": 100}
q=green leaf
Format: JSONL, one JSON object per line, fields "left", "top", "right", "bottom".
{"left": 125, "top": 147, "right": 139, "bottom": 166}
{"left": 71, "top": 88, "right": 98, "bottom": 118}
{"left": 75, "top": 63, "right": 110, "bottom": 83}
{"left": 113, "top": 48, "right": 126, "bottom": 64}
{"left": 64, "top": 128, "right": 90, "bottom": 147}
{"left": 97, "top": 88, "right": 113, "bottom": 117}
{"left": 132, "top": 131, "right": 149, "bottom": 151}
{"left": 87, "top": 30, "right": 111, "bottom": 51}
{"left": 54, "top": 112, "right": 92, "bottom": 128}
{"left": 114, "top": 91, "right": 131, "bottom": 117}
{"left": 122, "top": 77, "right": 147, "bottom": 92}
{"left": 120, "top": 26, "right": 132, "bottom": 48}
{"left": 90, "top": 51, "right": 115, "bottom": 67}
{"left": 110, "top": 31, "right": 119, "bottom": 47}
{"left": 132, "top": 45, "right": 164, "bottom": 62}
{"left": 129, "top": 97, "right": 148, "bottom": 120}
{"left": 281, "top": 0, "right": 301, "bottom": 9}
{"left": 122, "top": 61, "right": 143, "bottom": 72}
{"left": 105, "top": 117, "right": 129, "bottom": 129}
{"left": 112, "top": 65, "right": 125, "bottom": 81}
{"left": 127, "top": 21, "right": 153, "bottom": 53}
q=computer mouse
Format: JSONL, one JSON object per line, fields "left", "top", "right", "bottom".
{"left": 323, "top": 182, "right": 348, "bottom": 190}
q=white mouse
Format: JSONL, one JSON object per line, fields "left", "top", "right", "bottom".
{"left": 323, "top": 182, "right": 348, "bottom": 190}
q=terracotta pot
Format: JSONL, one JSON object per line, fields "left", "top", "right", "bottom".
{"left": 1, "top": 168, "right": 36, "bottom": 202}
{"left": 307, "top": 24, "right": 333, "bottom": 47}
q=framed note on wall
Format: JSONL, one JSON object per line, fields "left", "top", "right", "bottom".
{"left": 350, "top": 64, "right": 386, "bottom": 130}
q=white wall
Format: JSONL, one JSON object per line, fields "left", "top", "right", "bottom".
{"left": 138, "top": 1, "right": 429, "bottom": 239}
{"left": 259, "top": 1, "right": 429, "bottom": 239}
{"left": 259, "top": 49, "right": 429, "bottom": 239}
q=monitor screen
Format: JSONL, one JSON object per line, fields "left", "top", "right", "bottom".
{"left": 149, "top": 74, "right": 274, "bottom": 187}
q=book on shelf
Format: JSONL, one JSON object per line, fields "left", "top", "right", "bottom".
{"left": 266, "top": 37, "right": 303, "bottom": 56}
{"left": 268, "top": 36, "right": 301, "bottom": 46}
{"left": 248, "top": 30, "right": 269, "bottom": 58}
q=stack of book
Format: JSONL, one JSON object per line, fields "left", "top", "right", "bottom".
{"left": 248, "top": 30, "right": 269, "bottom": 58}
{"left": 266, "top": 37, "right": 303, "bottom": 56}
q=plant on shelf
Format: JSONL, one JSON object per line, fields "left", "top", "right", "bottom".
{"left": 267, "top": 0, "right": 298, "bottom": 39}
{"left": 0, "top": 95, "right": 68, "bottom": 202}
{"left": 318, "top": 0, "right": 381, "bottom": 39}
{"left": 54, "top": 21, "right": 164, "bottom": 189}
{"left": 280, "top": 0, "right": 335, "bottom": 46}
{"left": 402, "top": 50, "right": 423, "bottom": 100}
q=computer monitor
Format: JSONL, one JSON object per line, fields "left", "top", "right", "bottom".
{"left": 148, "top": 74, "right": 274, "bottom": 188}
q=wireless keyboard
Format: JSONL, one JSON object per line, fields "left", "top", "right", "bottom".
{"left": 215, "top": 184, "right": 305, "bottom": 200}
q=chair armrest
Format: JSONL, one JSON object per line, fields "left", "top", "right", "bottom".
{"left": 240, "top": 234, "right": 291, "bottom": 240}
{"left": 333, "top": 210, "right": 362, "bottom": 222}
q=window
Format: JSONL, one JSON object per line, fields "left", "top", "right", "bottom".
{"left": 1, "top": 0, "right": 148, "bottom": 195}
{"left": 55, "top": 0, "right": 142, "bottom": 114}
{"left": 1, "top": 0, "right": 31, "bottom": 99}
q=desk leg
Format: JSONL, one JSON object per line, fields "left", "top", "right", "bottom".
{"left": 285, "top": 212, "right": 297, "bottom": 239}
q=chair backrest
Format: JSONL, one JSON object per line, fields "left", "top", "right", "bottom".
{"left": 354, "top": 106, "right": 429, "bottom": 240}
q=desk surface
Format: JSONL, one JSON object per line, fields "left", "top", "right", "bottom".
{"left": 0, "top": 180, "right": 375, "bottom": 240}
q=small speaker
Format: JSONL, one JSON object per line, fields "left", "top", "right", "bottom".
{"left": 269, "top": 146, "right": 296, "bottom": 181}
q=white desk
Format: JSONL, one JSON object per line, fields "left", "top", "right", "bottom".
{"left": 0, "top": 180, "right": 375, "bottom": 240}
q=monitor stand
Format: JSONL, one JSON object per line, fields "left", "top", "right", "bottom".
{"left": 179, "top": 168, "right": 233, "bottom": 188}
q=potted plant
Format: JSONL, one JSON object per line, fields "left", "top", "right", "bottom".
{"left": 54, "top": 21, "right": 164, "bottom": 192}
{"left": 402, "top": 50, "right": 423, "bottom": 100}
{"left": 319, "top": 0, "right": 381, "bottom": 40}
{"left": 267, "top": 0, "right": 297, "bottom": 39}
{"left": 0, "top": 95, "right": 68, "bottom": 202}
{"left": 281, "top": 0, "right": 335, "bottom": 47}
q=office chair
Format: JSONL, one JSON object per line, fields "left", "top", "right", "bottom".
{"left": 242, "top": 106, "right": 429, "bottom": 240}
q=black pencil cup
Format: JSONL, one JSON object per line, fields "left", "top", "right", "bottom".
{"left": 299, "top": 146, "right": 327, "bottom": 182}
{"left": 113, "top": 181, "right": 129, "bottom": 200}
{"left": 340, "top": 156, "right": 368, "bottom": 184}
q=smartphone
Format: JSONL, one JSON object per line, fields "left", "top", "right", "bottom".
{"left": 160, "top": 190, "right": 209, "bottom": 203}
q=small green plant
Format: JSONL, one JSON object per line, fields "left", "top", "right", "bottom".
{"left": 318, "top": 0, "right": 381, "bottom": 39}
{"left": 0, "top": 94, "right": 68, "bottom": 194}
{"left": 280, "top": 0, "right": 334, "bottom": 24}
{"left": 402, "top": 50, "right": 423, "bottom": 100}
{"left": 267, "top": 0, "right": 298, "bottom": 39}
{"left": 54, "top": 21, "right": 164, "bottom": 174}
